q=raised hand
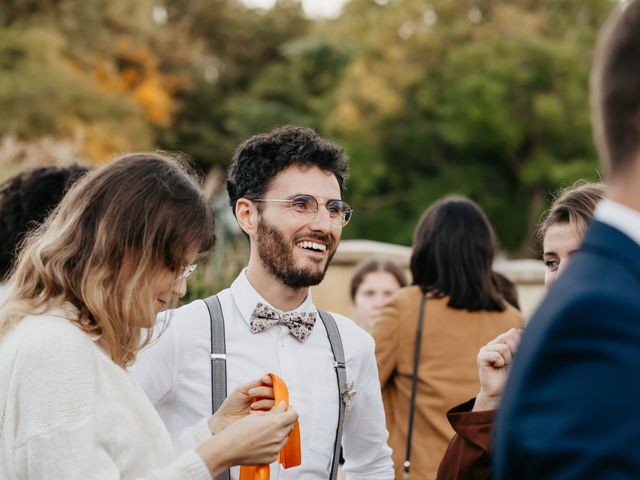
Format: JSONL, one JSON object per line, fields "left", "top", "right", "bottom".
{"left": 473, "top": 328, "right": 522, "bottom": 411}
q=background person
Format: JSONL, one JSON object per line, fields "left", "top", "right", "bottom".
{"left": 495, "top": 3, "right": 640, "bottom": 473}
{"left": 373, "top": 195, "right": 523, "bottom": 480}
{"left": 0, "top": 153, "right": 298, "bottom": 480}
{"left": 131, "top": 126, "right": 394, "bottom": 479}
{"left": 0, "top": 164, "right": 89, "bottom": 299}
{"left": 350, "top": 257, "right": 407, "bottom": 332}
{"left": 539, "top": 182, "right": 608, "bottom": 287}
{"left": 436, "top": 181, "right": 607, "bottom": 480}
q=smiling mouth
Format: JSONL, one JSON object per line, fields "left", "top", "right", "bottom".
{"left": 295, "top": 241, "right": 327, "bottom": 253}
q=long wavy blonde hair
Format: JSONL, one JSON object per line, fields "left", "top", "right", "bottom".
{"left": 0, "top": 152, "right": 215, "bottom": 367}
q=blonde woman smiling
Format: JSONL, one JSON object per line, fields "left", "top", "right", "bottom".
{"left": 0, "top": 153, "right": 297, "bottom": 480}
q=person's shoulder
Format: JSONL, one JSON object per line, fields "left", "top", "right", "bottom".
{"left": 543, "top": 251, "right": 639, "bottom": 320}
{"left": 319, "top": 310, "right": 375, "bottom": 354}
{"left": 170, "top": 296, "right": 212, "bottom": 317}
{"left": 155, "top": 294, "right": 219, "bottom": 330}
{"left": 392, "top": 284, "right": 422, "bottom": 300}
{"left": 501, "top": 302, "right": 524, "bottom": 324}
{"left": 17, "top": 311, "right": 91, "bottom": 347}
{"left": 557, "top": 285, "right": 640, "bottom": 324}
{"left": 522, "top": 276, "right": 640, "bottom": 362}
{"left": 383, "top": 285, "right": 423, "bottom": 309}
{"left": 10, "top": 312, "right": 98, "bottom": 376}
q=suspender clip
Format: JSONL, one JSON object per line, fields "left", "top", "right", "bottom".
{"left": 334, "top": 361, "right": 345, "bottom": 369}
{"left": 210, "top": 353, "right": 227, "bottom": 360}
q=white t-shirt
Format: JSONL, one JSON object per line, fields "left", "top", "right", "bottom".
{"left": 0, "top": 309, "right": 212, "bottom": 480}
{"left": 131, "top": 270, "right": 394, "bottom": 479}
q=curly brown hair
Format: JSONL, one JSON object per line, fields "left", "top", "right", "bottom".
{"left": 226, "top": 125, "right": 349, "bottom": 214}
{"left": 0, "top": 165, "right": 89, "bottom": 280}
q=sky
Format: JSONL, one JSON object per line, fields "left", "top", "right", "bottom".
{"left": 240, "top": 0, "right": 348, "bottom": 18}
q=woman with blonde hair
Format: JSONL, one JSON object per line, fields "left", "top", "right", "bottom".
{"left": 0, "top": 153, "right": 297, "bottom": 479}
{"left": 539, "top": 182, "right": 609, "bottom": 287}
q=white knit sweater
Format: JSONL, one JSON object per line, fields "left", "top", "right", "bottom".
{"left": 0, "top": 310, "right": 212, "bottom": 479}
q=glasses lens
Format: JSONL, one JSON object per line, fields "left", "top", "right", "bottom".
{"left": 182, "top": 264, "right": 197, "bottom": 278}
{"left": 291, "top": 195, "right": 318, "bottom": 214}
{"left": 327, "top": 199, "right": 352, "bottom": 226}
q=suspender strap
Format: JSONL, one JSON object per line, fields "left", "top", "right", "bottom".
{"left": 318, "top": 309, "right": 348, "bottom": 480}
{"left": 204, "top": 294, "right": 231, "bottom": 480}
{"left": 204, "top": 298, "right": 346, "bottom": 480}
{"left": 404, "top": 291, "right": 427, "bottom": 479}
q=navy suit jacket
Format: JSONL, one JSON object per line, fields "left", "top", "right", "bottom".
{"left": 494, "top": 220, "right": 640, "bottom": 479}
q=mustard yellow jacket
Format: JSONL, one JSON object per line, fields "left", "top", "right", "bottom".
{"left": 372, "top": 286, "right": 523, "bottom": 480}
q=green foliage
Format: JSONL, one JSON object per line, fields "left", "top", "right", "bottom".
{"left": 322, "top": 0, "right": 608, "bottom": 253}
{"left": 0, "top": 0, "right": 615, "bottom": 257}
{"left": 0, "top": 27, "right": 150, "bottom": 143}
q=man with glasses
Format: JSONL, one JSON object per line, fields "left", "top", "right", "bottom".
{"left": 132, "top": 125, "right": 394, "bottom": 479}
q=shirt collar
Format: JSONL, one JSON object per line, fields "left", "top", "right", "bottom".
{"left": 594, "top": 198, "right": 640, "bottom": 248}
{"left": 230, "top": 269, "right": 316, "bottom": 328}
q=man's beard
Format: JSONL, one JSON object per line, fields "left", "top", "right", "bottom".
{"left": 256, "top": 219, "right": 335, "bottom": 289}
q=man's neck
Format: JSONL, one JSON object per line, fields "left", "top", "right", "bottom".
{"left": 245, "top": 262, "right": 309, "bottom": 312}
{"left": 609, "top": 164, "right": 640, "bottom": 213}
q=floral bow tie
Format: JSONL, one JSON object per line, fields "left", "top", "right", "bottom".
{"left": 250, "top": 303, "right": 317, "bottom": 341}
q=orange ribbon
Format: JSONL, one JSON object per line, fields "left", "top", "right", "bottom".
{"left": 239, "top": 373, "right": 301, "bottom": 480}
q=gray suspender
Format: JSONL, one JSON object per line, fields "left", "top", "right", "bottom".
{"left": 204, "top": 294, "right": 347, "bottom": 480}
{"left": 317, "top": 309, "right": 348, "bottom": 480}
{"left": 203, "top": 295, "right": 230, "bottom": 480}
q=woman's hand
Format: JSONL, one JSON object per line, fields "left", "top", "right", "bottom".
{"left": 197, "top": 402, "right": 299, "bottom": 476}
{"left": 473, "top": 328, "right": 523, "bottom": 411}
{"left": 208, "top": 375, "right": 275, "bottom": 434}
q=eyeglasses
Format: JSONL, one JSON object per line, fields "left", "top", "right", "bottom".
{"left": 253, "top": 194, "right": 353, "bottom": 227}
{"left": 181, "top": 264, "right": 197, "bottom": 279}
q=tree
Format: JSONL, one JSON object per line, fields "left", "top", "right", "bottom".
{"left": 318, "top": 0, "right": 609, "bottom": 254}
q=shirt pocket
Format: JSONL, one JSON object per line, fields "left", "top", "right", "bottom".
{"left": 309, "top": 385, "right": 339, "bottom": 463}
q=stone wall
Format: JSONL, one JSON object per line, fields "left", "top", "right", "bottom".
{"left": 311, "top": 239, "right": 546, "bottom": 322}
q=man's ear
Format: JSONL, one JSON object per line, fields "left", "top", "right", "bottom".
{"left": 235, "top": 198, "right": 259, "bottom": 236}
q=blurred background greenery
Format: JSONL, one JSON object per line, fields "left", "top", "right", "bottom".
{"left": 0, "top": 0, "right": 613, "bottom": 295}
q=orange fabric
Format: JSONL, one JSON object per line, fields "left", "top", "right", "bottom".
{"left": 239, "top": 373, "right": 301, "bottom": 480}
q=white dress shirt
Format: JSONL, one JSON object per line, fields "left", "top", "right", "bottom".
{"left": 595, "top": 198, "right": 640, "bottom": 247}
{"left": 131, "top": 270, "right": 394, "bottom": 479}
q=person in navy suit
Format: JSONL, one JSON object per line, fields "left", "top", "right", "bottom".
{"left": 494, "top": 2, "right": 640, "bottom": 478}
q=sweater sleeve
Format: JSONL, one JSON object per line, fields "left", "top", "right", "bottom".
{"left": 175, "top": 417, "right": 214, "bottom": 453}
{"left": 436, "top": 398, "right": 495, "bottom": 480}
{"left": 15, "top": 425, "right": 211, "bottom": 480}
{"left": 10, "top": 321, "right": 211, "bottom": 480}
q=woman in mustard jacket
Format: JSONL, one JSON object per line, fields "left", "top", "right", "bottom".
{"left": 373, "top": 196, "right": 523, "bottom": 480}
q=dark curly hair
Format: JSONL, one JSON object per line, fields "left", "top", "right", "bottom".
{"left": 0, "top": 165, "right": 89, "bottom": 280}
{"left": 226, "top": 125, "right": 349, "bottom": 213}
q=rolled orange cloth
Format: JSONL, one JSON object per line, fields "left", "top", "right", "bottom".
{"left": 239, "top": 373, "right": 301, "bottom": 480}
